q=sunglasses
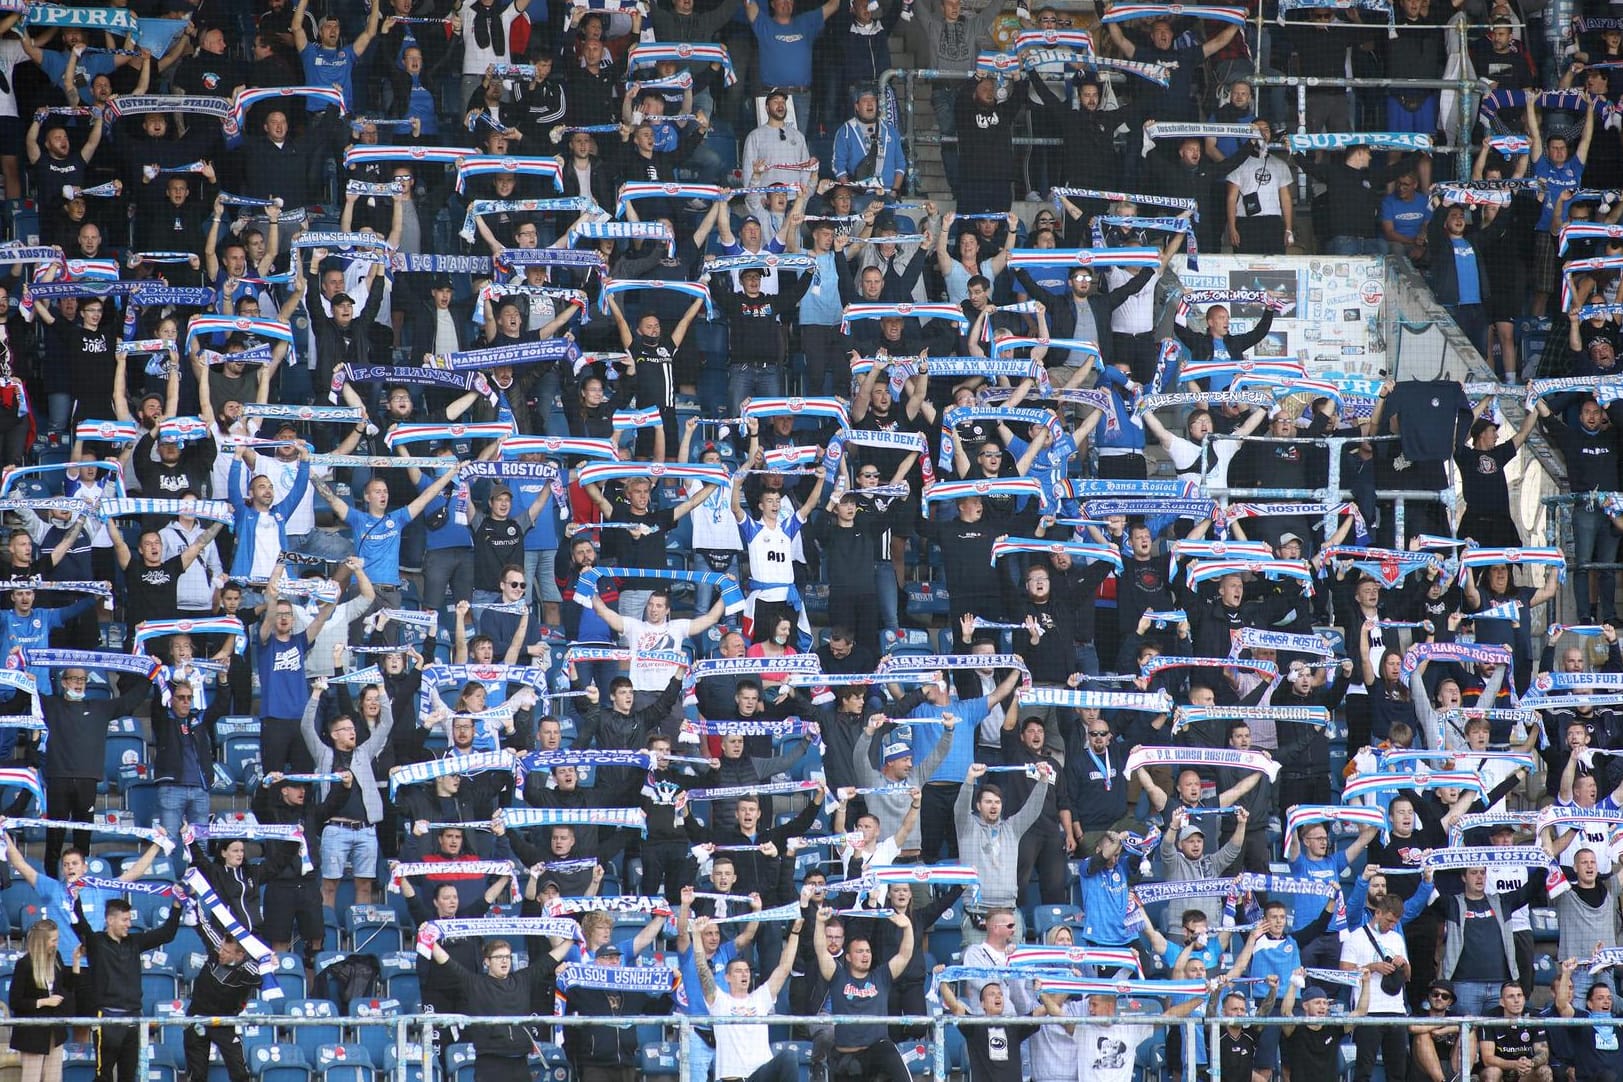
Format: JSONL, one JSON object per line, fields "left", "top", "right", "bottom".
{"left": 1087, "top": 730, "right": 1111, "bottom": 738}
{"left": 505, "top": 579, "right": 526, "bottom": 587}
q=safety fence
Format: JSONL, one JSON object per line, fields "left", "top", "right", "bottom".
{"left": 875, "top": 67, "right": 1491, "bottom": 194}
{"left": 12, "top": 1010, "right": 1611, "bottom": 1082}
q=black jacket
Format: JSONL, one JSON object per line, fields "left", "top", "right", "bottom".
{"left": 151, "top": 689, "right": 232, "bottom": 788}
{"left": 303, "top": 274, "right": 387, "bottom": 389}
{"left": 73, "top": 893, "right": 181, "bottom": 1012}
{"left": 404, "top": 299, "right": 476, "bottom": 362}
{"left": 1426, "top": 211, "right": 1509, "bottom": 307}
{"left": 42, "top": 683, "right": 149, "bottom": 781}
{"left": 8, "top": 956, "right": 73, "bottom": 1053}
{"left": 1012, "top": 267, "right": 1149, "bottom": 368}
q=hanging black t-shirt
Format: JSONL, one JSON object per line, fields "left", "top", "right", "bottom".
{"left": 123, "top": 554, "right": 187, "bottom": 627}
{"left": 1456, "top": 441, "right": 1517, "bottom": 515}
{"left": 1385, "top": 380, "right": 1470, "bottom": 464}
{"left": 1218, "top": 1025, "right": 1261, "bottom": 1082}
{"left": 472, "top": 513, "right": 526, "bottom": 592}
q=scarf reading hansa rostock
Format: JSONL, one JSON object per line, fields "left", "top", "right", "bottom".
{"left": 1124, "top": 745, "right": 1281, "bottom": 781}
{"left": 1419, "top": 845, "right": 1552, "bottom": 872}
{"left": 1398, "top": 640, "right": 1512, "bottom": 679}
{"left": 1228, "top": 626, "right": 1336, "bottom": 658}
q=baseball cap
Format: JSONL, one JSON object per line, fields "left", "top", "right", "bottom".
{"left": 595, "top": 943, "right": 622, "bottom": 958}
{"left": 331, "top": 293, "right": 356, "bottom": 307}
{"left": 1279, "top": 532, "right": 1303, "bottom": 547}
{"left": 1177, "top": 824, "right": 1204, "bottom": 841}
{"left": 429, "top": 276, "right": 453, "bottom": 291}
{"left": 765, "top": 87, "right": 789, "bottom": 101}
{"left": 489, "top": 484, "right": 513, "bottom": 501}
{"left": 1428, "top": 979, "right": 1455, "bottom": 997}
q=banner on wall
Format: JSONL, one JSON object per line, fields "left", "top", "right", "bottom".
{"left": 1170, "top": 254, "right": 1388, "bottom": 380}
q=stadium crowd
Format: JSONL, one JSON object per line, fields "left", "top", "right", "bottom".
{"left": 0, "top": 0, "right": 1620, "bottom": 1079}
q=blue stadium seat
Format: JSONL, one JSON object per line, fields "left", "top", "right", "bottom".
{"left": 63, "top": 1043, "right": 96, "bottom": 1082}
{"left": 381, "top": 1046, "right": 427, "bottom": 1082}
{"left": 1032, "top": 904, "right": 1081, "bottom": 937}
{"left": 349, "top": 999, "right": 400, "bottom": 1067}
{"left": 221, "top": 736, "right": 262, "bottom": 792}
{"left": 638, "top": 1040, "right": 680, "bottom": 1080}
{"left": 532, "top": 1044, "right": 569, "bottom": 1082}
{"left": 772, "top": 1040, "right": 813, "bottom": 1082}
{"left": 124, "top": 780, "right": 158, "bottom": 830}
{"left": 142, "top": 966, "right": 181, "bottom": 1012}
{"left": 249, "top": 1045, "right": 312, "bottom": 1082}
{"left": 314, "top": 1045, "right": 373, "bottom": 1082}
{"left": 444, "top": 1043, "right": 477, "bottom": 1082}
{"left": 1, "top": 880, "right": 41, "bottom": 928}
{"left": 342, "top": 904, "right": 402, "bottom": 954}
{"left": 282, "top": 999, "right": 342, "bottom": 1062}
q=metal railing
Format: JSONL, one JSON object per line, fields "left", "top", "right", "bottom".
{"left": 12, "top": 1009, "right": 1613, "bottom": 1082}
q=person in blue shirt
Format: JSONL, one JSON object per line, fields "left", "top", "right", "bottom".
{"left": 1379, "top": 170, "right": 1431, "bottom": 261}
{"left": 226, "top": 444, "right": 311, "bottom": 582}
{"left": 0, "top": 579, "right": 97, "bottom": 758}
{"left": 1527, "top": 96, "right": 1595, "bottom": 318}
{"left": 4, "top": 832, "right": 168, "bottom": 960}
{"left": 1288, "top": 819, "right": 1377, "bottom": 967}
{"left": 1077, "top": 831, "right": 1135, "bottom": 947}
{"left": 312, "top": 460, "right": 462, "bottom": 608}
{"left": 256, "top": 566, "right": 342, "bottom": 774}
{"left": 1427, "top": 200, "right": 1510, "bottom": 363}
{"left": 292, "top": 0, "right": 382, "bottom": 113}
{"left": 745, "top": 0, "right": 845, "bottom": 129}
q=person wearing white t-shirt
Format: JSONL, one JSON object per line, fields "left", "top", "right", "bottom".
{"left": 832, "top": 789, "right": 921, "bottom": 908}
{"left": 1141, "top": 402, "right": 1268, "bottom": 490}
{"left": 693, "top": 914, "right": 803, "bottom": 1082}
{"left": 1076, "top": 989, "right": 1206, "bottom": 1082}
{"left": 591, "top": 588, "right": 725, "bottom": 733}
{"left": 1339, "top": 895, "right": 1412, "bottom": 1082}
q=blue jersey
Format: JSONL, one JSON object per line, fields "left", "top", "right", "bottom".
{"left": 1078, "top": 859, "right": 1133, "bottom": 946}
{"left": 300, "top": 43, "right": 359, "bottom": 109}
{"left": 345, "top": 505, "right": 414, "bottom": 585}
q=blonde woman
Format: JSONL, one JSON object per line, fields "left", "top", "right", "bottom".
{"left": 8, "top": 919, "right": 79, "bottom": 1082}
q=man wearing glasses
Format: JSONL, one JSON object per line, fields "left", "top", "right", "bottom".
{"left": 1410, "top": 980, "right": 1465, "bottom": 1082}
{"left": 1059, "top": 710, "right": 1133, "bottom": 855}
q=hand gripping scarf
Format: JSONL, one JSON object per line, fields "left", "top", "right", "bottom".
{"left": 740, "top": 396, "right": 850, "bottom": 429}
{"left": 705, "top": 252, "right": 817, "bottom": 275}
{"left": 990, "top": 538, "right": 1123, "bottom": 572}
{"left": 626, "top": 42, "right": 737, "bottom": 85}
{"left": 1172, "top": 704, "right": 1328, "bottom": 733}
{"left": 1186, "top": 558, "right": 1315, "bottom": 594}
{"left": 1229, "top": 627, "right": 1336, "bottom": 658}
{"left": 877, "top": 652, "right": 1033, "bottom": 688}
{"left": 1399, "top": 640, "right": 1513, "bottom": 679}
{"left": 382, "top": 421, "right": 513, "bottom": 449}
{"left": 453, "top": 155, "right": 565, "bottom": 195}
{"left": 1101, "top": 4, "right": 1247, "bottom": 24}
{"left": 387, "top": 750, "right": 517, "bottom": 798}
{"left": 1124, "top": 745, "right": 1281, "bottom": 781}
{"left": 1341, "top": 770, "right": 1486, "bottom": 803}
{"left": 1006, "top": 247, "right": 1161, "bottom": 270}
{"left": 1457, "top": 546, "right": 1566, "bottom": 585}
{"left": 1282, "top": 806, "right": 1389, "bottom": 853}
{"left": 923, "top": 477, "right": 1045, "bottom": 505}
{"left": 1419, "top": 845, "right": 1551, "bottom": 872}
{"left": 133, "top": 616, "right": 246, "bottom": 656}
{"left": 194, "top": 821, "right": 311, "bottom": 874}
{"left": 1318, "top": 545, "right": 1441, "bottom": 587}
{"left": 1018, "top": 686, "right": 1172, "bottom": 714}
{"left": 1285, "top": 132, "right": 1432, "bottom": 152}
{"left": 840, "top": 302, "right": 967, "bottom": 334}
{"left": 568, "top": 221, "right": 676, "bottom": 256}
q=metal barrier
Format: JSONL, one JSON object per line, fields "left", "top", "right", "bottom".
{"left": 12, "top": 1009, "right": 1613, "bottom": 1082}
{"left": 1193, "top": 433, "right": 1455, "bottom": 545}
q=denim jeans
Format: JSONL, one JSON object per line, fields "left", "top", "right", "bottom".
{"left": 1451, "top": 979, "right": 1506, "bottom": 1020}
{"left": 683, "top": 1028, "right": 715, "bottom": 1082}
{"left": 1573, "top": 505, "right": 1618, "bottom": 620}
{"left": 728, "top": 364, "right": 783, "bottom": 418}
{"left": 421, "top": 545, "right": 474, "bottom": 619}
{"left": 46, "top": 393, "right": 70, "bottom": 436}
{"left": 524, "top": 548, "right": 561, "bottom": 607}
{"left": 933, "top": 84, "right": 960, "bottom": 194}
{"left": 1326, "top": 236, "right": 1388, "bottom": 257}
{"left": 158, "top": 785, "right": 211, "bottom": 859}
{"left": 874, "top": 560, "right": 898, "bottom": 632}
